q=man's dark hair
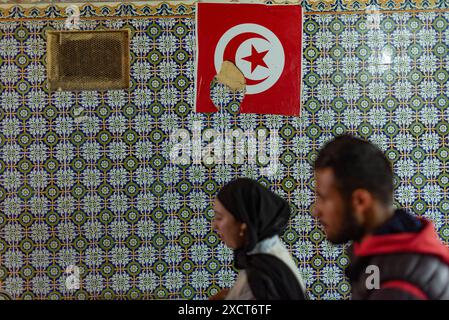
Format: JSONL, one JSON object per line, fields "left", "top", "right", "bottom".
{"left": 314, "top": 134, "right": 393, "bottom": 206}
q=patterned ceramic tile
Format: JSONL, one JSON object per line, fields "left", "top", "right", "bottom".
{"left": 0, "top": 2, "right": 448, "bottom": 300}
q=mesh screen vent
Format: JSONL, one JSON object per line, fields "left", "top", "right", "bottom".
{"left": 47, "top": 30, "right": 130, "bottom": 91}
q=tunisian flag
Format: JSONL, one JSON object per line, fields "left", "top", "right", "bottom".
{"left": 195, "top": 3, "right": 303, "bottom": 116}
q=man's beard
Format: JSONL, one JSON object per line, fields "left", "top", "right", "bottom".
{"left": 329, "top": 202, "right": 366, "bottom": 245}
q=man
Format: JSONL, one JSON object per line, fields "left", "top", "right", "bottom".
{"left": 313, "top": 134, "right": 449, "bottom": 299}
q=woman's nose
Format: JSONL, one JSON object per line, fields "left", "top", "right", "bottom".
{"left": 312, "top": 204, "right": 319, "bottom": 218}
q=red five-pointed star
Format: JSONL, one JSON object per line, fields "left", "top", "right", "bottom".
{"left": 242, "top": 45, "right": 269, "bottom": 73}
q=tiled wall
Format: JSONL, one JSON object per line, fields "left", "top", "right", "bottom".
{"left": 0, "top": 1, "right": 448, "bottom": 300}
{"left": 0, "top": 0, "right": 448, "bottom": 11}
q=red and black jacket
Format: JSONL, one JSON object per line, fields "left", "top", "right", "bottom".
{"left": 346, "top": 209, "right": 449, "bottom": 300}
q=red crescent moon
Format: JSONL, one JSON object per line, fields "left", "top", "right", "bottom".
{"left": 222, "top": 32, "right": 270, "bottom": 86}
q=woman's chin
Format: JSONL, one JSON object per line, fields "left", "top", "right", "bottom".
{"left": 222, "top": 239, "right": 236, "bottom": 249}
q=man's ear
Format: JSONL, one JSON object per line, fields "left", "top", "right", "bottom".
{"left": 351, "top": 189, "right": 374, "bottom": 224}
{"left": 240, "top": 223, "right": 247, "bottom": 234}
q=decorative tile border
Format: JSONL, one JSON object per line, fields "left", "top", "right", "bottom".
{"left": 1, "top": 0, "right": 449, "bottom": 301}
{"left": 2, "top": 1, "right": 449, "bottom": 18}
{"left": 0, "top": 2, "right": 195, "bottom": 19}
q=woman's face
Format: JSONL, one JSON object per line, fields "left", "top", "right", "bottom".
{"left": 212, "top": 198, "right": 247, "bottom": 249}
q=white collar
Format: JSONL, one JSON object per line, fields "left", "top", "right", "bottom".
{"left": 248, "top": 235, "right": 280, "bottom": 255}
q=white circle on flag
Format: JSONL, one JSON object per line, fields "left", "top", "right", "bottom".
{"left": 214, "top": 23, "right": 285, "bottom": 95}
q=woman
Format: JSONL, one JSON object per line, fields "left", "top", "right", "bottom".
{"left": 210, "top": 178, "right": 306, "bottom": 300}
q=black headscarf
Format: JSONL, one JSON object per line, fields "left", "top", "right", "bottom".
{"left": 217, "top": 178, "right": 305, "bottom": 300}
